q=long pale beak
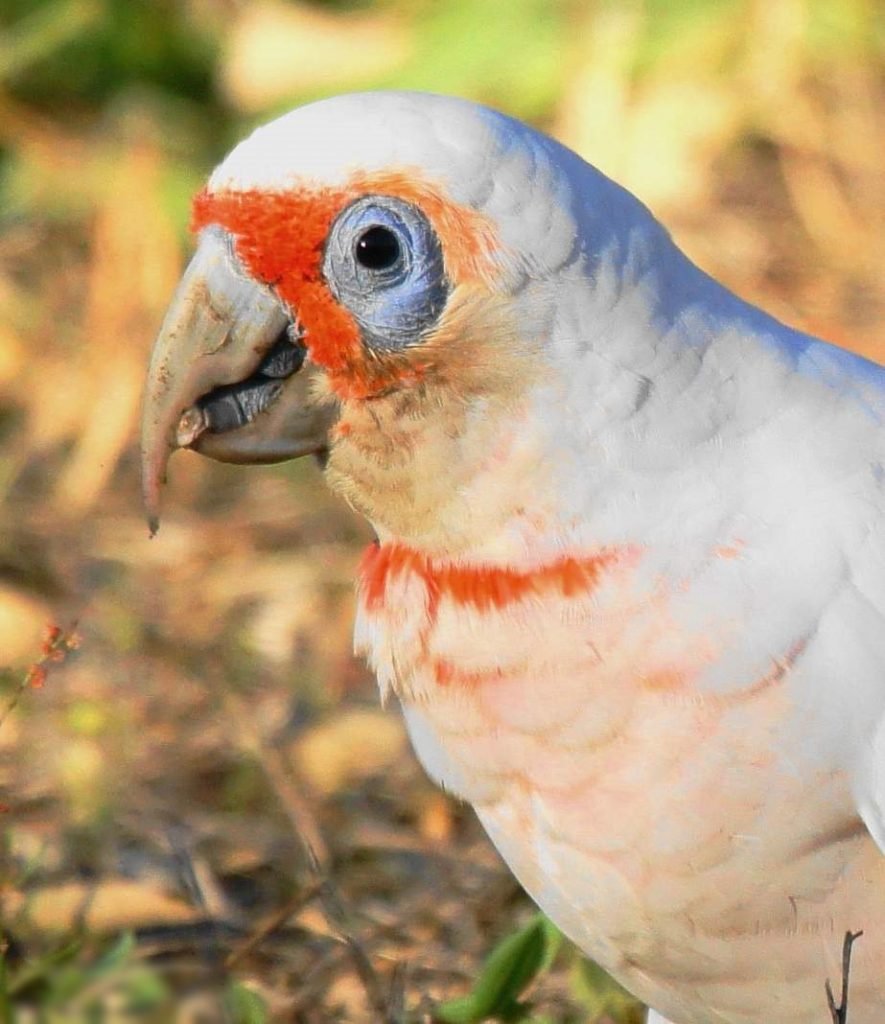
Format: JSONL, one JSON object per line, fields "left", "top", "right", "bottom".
{"left": 141, "top": 226, "right": 336, "bottom": 534}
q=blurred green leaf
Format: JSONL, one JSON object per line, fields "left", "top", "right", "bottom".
{"left": 5, "top": 938, "right": 83, "bottom": 999}
{"left": 1, "top": 0, "right": 219, "bottom": 111}
{"left": 806, "top": 0, "right": 885, "bottom": 58}
{"left": 89, "top": 930, "right": 134, "bottom": 977}
{"left": 435, "top": 914, "right": 558, "bottom": 1023}
{"left": 393, "top": 0, "right": 568, "bottom": 120}
{"left": 41, "top": 932, "right": 136, "bottom": 1007}
{"left": 569, "top": 957, "right": 646, "bottom": 1024}
{"left": 0, "top": 940, "right": 11, "bottom": 1024}
{"left": 535, "top": 917, "right": 563, "bottom": 974}
{"left": 1, "top": 928, "right": 170, "bottom": 1018}
{"left": 0, "top": 0, "right": 102, "bottom": 83}
{"left": 225, "top": 980, "right": 269, "bottom": 1024}
{"left": 119, "top": 967, "right": 169, "bottom": 1012}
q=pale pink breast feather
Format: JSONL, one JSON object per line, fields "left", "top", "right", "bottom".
{"left": 355, "top": 539, "right": 791, "bottom": 837}
{"left": 353, "top": 539, "right": 877, "bottom": 1020}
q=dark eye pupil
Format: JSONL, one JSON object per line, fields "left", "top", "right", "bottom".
{"left": 355, "top": 226, "right": 400, "bottom": 270}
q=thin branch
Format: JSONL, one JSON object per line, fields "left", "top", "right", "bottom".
{"left": 222, "top": 688, "right": 330, "bottom": 870}
{"left": 255, "top": 743, "right": 331, "bottom": 870}
{"left": 386, "top": 960, "right": 409, "bottom": 1024}
{"left": 825, "top": 930, "right": 863, "bottom": 1024}
{"left": 222, "top": 689, "right": 394, "bottom": 1018}
{"left": 315, "top": 876, "right": 391, "bottom": 1020}
{"left": 224, "top": 879, "right": 324, "bottom": 971}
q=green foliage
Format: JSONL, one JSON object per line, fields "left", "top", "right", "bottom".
{"left": 435, "top": 914, "right": 561, "bottom": 1023}
{"left": 569, "top": 958, "right": 645, "bottom": 1024}
{"left": 1, "top": 0, "right": 218, "bottom": 110}
{"left": 805, "top": 0, "right": 885, "bottom": 57}
{"left": 0, "top": 0, "right": 102, "bottom": 84}
{"left": 224, "top": 981, "right": 270, "bottom": 1024}
{"left": 0, "top": 936, "right": 83, "bottom": 1006}
{"left": 0, "top": 932, "right": 170, "bottom": 1020}
{"left": 393, "top": 0, "right": 568, "bottom": 121}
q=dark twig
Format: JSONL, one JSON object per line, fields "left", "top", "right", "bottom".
{"left": 165, "top": 824, "right": 234, "bottom": 1023}
{"left": 386, "top": 960, "right": 409, "bottom": 1024}
{"left": 256, "top": 743, "right": 331, "bottom": 869}
{"left": 315, "top": 875, "right": 391, "bottom": 1020}
{"left": 222, "top": 688, "right": 330, "bottom": 870}
{"left": 825, "top": 930, "right": 863, "bottom": 1024}
{"left": 223, "top": 690, "right": 395, "bottom": 1018}
{"left": 224, "top": 879, "right": 324, "bottom": 971}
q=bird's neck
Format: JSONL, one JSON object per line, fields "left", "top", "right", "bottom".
{"left": 324, "top": 241, "right": 811, "bottom": 566}
{"left": 324, "top": 377, "right": 569, "bottom": 563}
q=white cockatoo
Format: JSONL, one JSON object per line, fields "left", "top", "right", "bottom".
{"left": 141, "top": 92, "right": 885, "bottom": 1023}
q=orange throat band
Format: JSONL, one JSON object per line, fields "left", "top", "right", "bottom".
{"left": 359, "top": 541, "right": 639, "bottom": 614}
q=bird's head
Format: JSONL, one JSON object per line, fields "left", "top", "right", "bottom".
{"left": 142, "top": 91, "right": 682, "bottom": 554}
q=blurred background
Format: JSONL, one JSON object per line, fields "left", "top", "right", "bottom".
{"left": 0, "top": 0, "right": 883, "bottom": 1020}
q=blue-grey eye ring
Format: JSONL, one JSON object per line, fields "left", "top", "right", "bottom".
{"left": 323, "top": 194, "right": 449, "bottom": 350}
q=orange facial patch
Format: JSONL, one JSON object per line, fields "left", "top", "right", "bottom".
{"left": 359, "top": 540, "right": 637, "bottom": 615}
{"left": 191, "top": 185, "right": 359, "bottom": 382}
{"left": 190, "top": 172, "right": 498, "bottom": 399}
{"left": 348, "top": 170, "right": 499, "bottom": 286}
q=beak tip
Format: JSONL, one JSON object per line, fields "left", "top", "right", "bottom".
{"left": 141, "top": 449, "right": 166, "bottom": 539}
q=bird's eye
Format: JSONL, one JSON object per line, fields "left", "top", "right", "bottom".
{"left": 324, "top": 194, "right": 448, "bottom": 351}
{"left": 355, "top": 226, "right": 401, "bottom": 271}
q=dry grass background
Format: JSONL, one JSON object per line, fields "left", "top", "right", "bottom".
{"left": 0, "top": 0, "right": 883, "bottom": 1020}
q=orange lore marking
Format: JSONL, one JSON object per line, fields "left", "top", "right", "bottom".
{"left": 190, "top": 172, "right": 497, "bottom": 399}
{"left": 359, "top": 541, "right": 636, "bottom": 614}
{"left": 191, "top": 185, "right": 364, "bottom": 390}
